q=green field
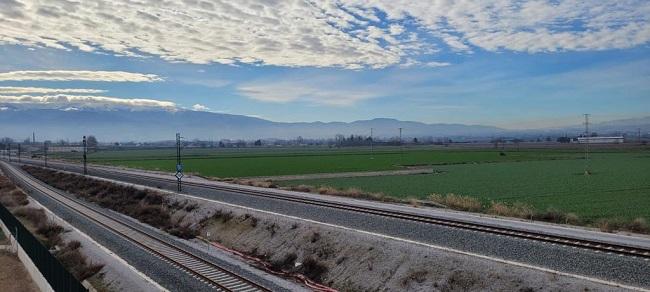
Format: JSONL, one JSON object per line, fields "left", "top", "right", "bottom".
{"left": 55, "top": 146, "right": 650, "bottom": 223}
{"left": 74, "top": 146, "right": 593, "bottom": 178}
{"left": 280, "top": 152, "right": 650, "bottom": 222}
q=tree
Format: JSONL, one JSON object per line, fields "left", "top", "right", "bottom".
{"left": 86, "top": 135, "right": 98, "bottom": 149}
{"left": 254, "top": 139, "right": 262, "bottom": 146}
{"left": 413, "top": 137, "right": 419, "bottom": 144}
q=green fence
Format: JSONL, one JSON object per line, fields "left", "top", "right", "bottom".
{"left": 0, "top": 203, "right": 87, "bottom": 292}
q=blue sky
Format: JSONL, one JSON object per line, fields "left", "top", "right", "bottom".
{"left": 0, "top": 0, "right": 649, "bottom": 129}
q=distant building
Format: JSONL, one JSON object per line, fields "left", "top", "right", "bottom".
{"left": 574, "top": 136, "right": 624, "bottom": 144}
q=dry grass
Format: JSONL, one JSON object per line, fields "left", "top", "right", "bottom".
{"left": 54, "top": 240, "right": 104, "bottom": 281}
{"left": 428, "top": 193, "right": 483, "bottom": 212}
{"left": 283, "top": 184, "right": 401, "bottom": 203}
{"left": 487, "top": 202, "right": 535, "bottom": 220}
{"left": 627, "top": 217, "right": 649, "bottom": 233}
{"left": 22, "top": 166, "right": 199, "bottom": 239}
{"left": 233, "top": 179, "right": 278, "bottom": 188}
{"left": 0, "top": 177, "right": 29, "bottom": 207}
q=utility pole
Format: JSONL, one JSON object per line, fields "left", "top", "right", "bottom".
{"left": 44, "top": 141, "right": 48, "bottom": 167}
{"left": 399, "top": 127, "right": 403, "bottom": 165}
{"left": 83, "top": 136, "right": 88, "bottom": 175}
{"left": 7, "top": 143, "right": 10, "bottom": 162}
{"left": 370, "top": 128, "right": 374, "bottom": 159}
{"left": 175, "top": 133, "right": 184, "bottom": 192}
{"left": 583, "top": 114, "right": 590, "bottom": 175}
{"left": 32, "top": 132, "right": 35, "bottom": 144}
{"left": 17, "top": 144, "right": 21, "bottom": 163}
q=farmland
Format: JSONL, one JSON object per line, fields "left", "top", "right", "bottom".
{"left": 71, "top": 146, "right": 594, "bottom": 178}
{"left": 54, "top": 145, "right": 650, "bottom": 223}
{"left": 279, "top": 151, "right": 650, "bottom": 222}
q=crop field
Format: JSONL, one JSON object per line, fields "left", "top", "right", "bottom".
{"left": 280, "top": 152, "right": 650, "bottom": 222}
{"left": 66, "top": 146, "right": 596, "bottom": 178}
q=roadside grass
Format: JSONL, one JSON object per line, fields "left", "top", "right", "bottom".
{"left": 279, "top": 152, "right": 650, "bottom": 233}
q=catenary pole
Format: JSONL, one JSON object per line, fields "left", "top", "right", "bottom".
{"left": 83, "top": 136, "right": 87, "bottom": 175}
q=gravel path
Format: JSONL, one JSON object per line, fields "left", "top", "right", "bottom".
{"left": 248, "top": 167, "right": 434, "bottom": 181}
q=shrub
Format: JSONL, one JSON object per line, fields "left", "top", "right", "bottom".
{"left": 272, "top": 253, "right": 297, "bottom": 271}
{"left": 55, "top": 240, "right": 104, "bottom": 280}
{"left": 625, "top": 217, "right": 648, "bottom": 233}
{"left": 300, "top": 257, "right": 328, "bottom": 283}
{"left": 487, "top": 201, "right": 535, "bottom": 219}
{"left": 429, "top": 193, "right": 483, "bottom": 212}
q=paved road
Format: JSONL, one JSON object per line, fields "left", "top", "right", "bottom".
{"left": 1, "top": 161, "right": 299, "bottom": 292}
{"left": 16, "top": 159, "right": 650, "bottom": 290}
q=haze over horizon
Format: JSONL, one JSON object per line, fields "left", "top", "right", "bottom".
{"left": 1, "top": 1, "right": 649, "bottom": 130}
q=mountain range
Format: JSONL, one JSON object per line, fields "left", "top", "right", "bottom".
{"left": 0, "top": 107, "right": 647, "bottom": 142}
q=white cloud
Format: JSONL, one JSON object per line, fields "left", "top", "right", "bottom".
{"left": 191, "top": 104, "right": 210, "bottom": 111}
{"left": 423, "top": 61, "right": 451, "bottom": 68}
{"left": 0, "top": 94, "right": 176, "bottom": 110}
{"left": 399, "top": 59, "right": 451, "bottom": 68}
{"left": 0, "top": 86, "right": 106, "bottom": 94}
{"left": 0, "top": 1, "right": 648, "bottom": 69}
{"left": 238, "top": 78, "right": 381, "bottom": 106}
{"left": 348, "top": 0, "right": 650, "bottom": 53}
{"left": 0, "top": 71, "right": 162, "bottom": 82}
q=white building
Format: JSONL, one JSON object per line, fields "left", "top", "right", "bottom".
{"left": 574, "top": 136, "right": 624, "bottom": 144}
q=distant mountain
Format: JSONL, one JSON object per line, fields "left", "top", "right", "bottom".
{"left": 537, "top": 117, "right": 650, "bottom": 136}
{"left": 0, "top": 108, "right": 506, "bottom": 141}
{"left": 0, "top": 107, "right": 646, "bottom": 141}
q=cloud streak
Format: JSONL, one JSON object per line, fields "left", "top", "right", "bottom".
{"left": 238, "top": 77, "right": 382, "bottom": 106}
{"left": 0, "top": 94, "right": 176, "bottom": 110}
{"left": 0, "top": 70, "right": 162, "bottom": 82}
{"left": 1, "top": 1, "right": 646, "bottom": 69}
{"left": 0, "top": 86, "right": 106, "bottom": 94}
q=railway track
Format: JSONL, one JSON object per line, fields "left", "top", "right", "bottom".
{"left": 85, "top": 163, "right": 650, "bottom": 261}
{"left": 16, "top": 159, "right": 650, "bottom": 260}
{"left": 1, "top": 161, "right": 270, "bottom": 292}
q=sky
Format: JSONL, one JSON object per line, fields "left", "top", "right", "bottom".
{"left": 0, "top": 0, "right": 649, "bottom": 129}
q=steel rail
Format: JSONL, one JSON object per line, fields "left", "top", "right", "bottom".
{"left": 1, "top": 162, "right": 270, "bottom": 292}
